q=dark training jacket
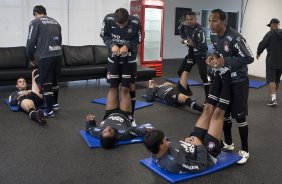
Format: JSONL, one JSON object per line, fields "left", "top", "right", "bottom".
{"left": 100, "top": 13, "right": 142, "bottom": 61}
{"left": 179, "top": 23, "right": 208, "bottom": 55}
{"left": 26, "top": 15, "right": 62, "bottom": 61}
{"left": 87, "top": 113, "right": 147, "bottom": 140}
{"left": 257, "top": 29, "right": 282, "bottom": 69}
{"left": 154, "top": 140, "right": 215, "bottom": 174}
{"left": 210, "top": 26, "right": 254, "bottom": 83}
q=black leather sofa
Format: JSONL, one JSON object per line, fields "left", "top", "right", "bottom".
{"left": 0, "top": 45, "right": 156, "bottom": 86}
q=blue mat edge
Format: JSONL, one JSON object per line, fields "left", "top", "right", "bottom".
{"left": 165, "top": 78, "right": 203, "bottom": 86}
{"left": 4, "top": 98, "right": 20, "bottom": 112}
{"left": 249, "top": 80, "right": 267, "bottom": 89}
{"left": 91, "top": 97, "right": 153, "bottom": 110}
{"left": 140, "top": 152, "right": 241, "bottom": 183}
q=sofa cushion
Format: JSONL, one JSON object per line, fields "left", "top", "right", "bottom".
{"left": 0, "top": 47, "right": 28, "bottom": 69}
{"left": 63, "top": 45, "right": 95, "bottom": 66}
{"left": 70, "top": 65, "right": 106, "bottom": 76}
{"left": 0, "top": 69, "right": 31, "bottom": 80}
{"left": 93, "top": 45, "right": 108, "bottom": 64}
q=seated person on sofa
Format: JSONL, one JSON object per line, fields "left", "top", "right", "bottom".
{"left": 143, "top": 63, "right": 231, "bottom": 173}
{"left": 9, "top": 69, "right": 46, "bottom": 126}
{"left": 144, "top": 80, "right": 203, "bottom": 113}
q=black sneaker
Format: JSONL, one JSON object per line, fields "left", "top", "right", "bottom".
{"left": 267, "top": 99, "right": 277, "bottom": 106}
{"left": 191, "top": 102, "right": 203, "bottom": 113}
{"left": 36, "top": 109, "right": 47, "bottom": 126}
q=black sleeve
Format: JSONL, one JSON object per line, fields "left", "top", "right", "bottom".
{"left": 257, "top": 32, "right": 271, "bottom": 55}
{"left": 26, "top": 19, "right": 40, "bottom": 61}
{"left": 100, "top": 16, "right": 116, "bottom": 48}
{"left": 145, "top": 88, "right": 157, "bottom": 102}
{"left": 8, "top": 91, "right": 21, "bottom": 106}
{"left": 194, "top": 28, "right": 207, "bottom": 51}
{"left": 179, "top": 24, "right": 187, "bottom": 39}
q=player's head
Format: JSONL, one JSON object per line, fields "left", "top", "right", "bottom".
{"left": 144, "top": 129, "right": 168, "bottom": 154}
{"left": 16, "top": 78, "right": 27, "bottom": 91}
{"left": 185, "top": 12, "right": 196, "bottom": 27}
{"left": 114, "top": 8, "right": 129, "bottom": 28}
{"left": 100, "top": 126, "right": 118, "bottom": 149}
{"left": 209, "top": 9, "right": 226, "bottom": 34}
{"left": 33, "top": 5, "right": 47, "bottom": 18}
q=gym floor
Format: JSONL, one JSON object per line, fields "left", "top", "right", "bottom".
{"left": 0, "top": 60, "right": 281, "bottom": 184}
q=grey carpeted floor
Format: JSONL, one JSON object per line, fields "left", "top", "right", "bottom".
{"left": 0, "top": 60, "right": 282, "bottom": 184}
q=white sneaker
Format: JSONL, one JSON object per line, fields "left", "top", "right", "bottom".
{"left": 222, "top": 142, "right": 234, "bottom": 151}
{"left": 237, "top": 150, "right": 249, "bottom": 164}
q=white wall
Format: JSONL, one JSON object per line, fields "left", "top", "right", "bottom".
{"left": 0, "top": 0, "right": 129, "bottom": 47}
{"left": 163, "top": 0, "right": 242, "bottom": 59}
{"left": 241, "top": 0, "right": 282, "bottom": 77}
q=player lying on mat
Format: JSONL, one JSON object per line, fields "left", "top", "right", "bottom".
{"left": 8, "top": 69, "right": 46, "bottom": 126}
{"left": 144, "top": 80, "right": 203, "bottom": 113}
{"left": 144, "top": 61, "right": 231, "bottom": 173}
{"left": 85, "top": 111, "right": 152, "bottom": 149}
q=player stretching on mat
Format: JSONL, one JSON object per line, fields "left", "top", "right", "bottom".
{"left": 144, "top": 59, "right": 231, "bottom": 173}
{"left": 144, "top": 80, "right": 203, "bottom": 113}
{"left": 8, "top": 69, "right": 46, "bottom": 126}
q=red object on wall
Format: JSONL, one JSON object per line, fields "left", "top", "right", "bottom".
{"left": 130, "top": 0, "right": 165, "bottom": 77}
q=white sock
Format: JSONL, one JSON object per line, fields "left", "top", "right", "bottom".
{"left": 271, "top": 93, "right": 276, "bottom": 101}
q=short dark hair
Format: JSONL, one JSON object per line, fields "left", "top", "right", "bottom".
{"left": 100, "top": 127, "right": 118, "bottom": 149}
{"left": 211, "top": 9, "right": 226, "bottom": 21}
{"left": 114, "top": 8, "right": 129, "bottom": 24}
{"left": 33, "top": 5, "right": 47, "bottom": 15}
{"left": 187, "top": 11, "right": 196, "bottom": 16}
{"left": 144, "top": 129, "right": 165, "bottom": 154}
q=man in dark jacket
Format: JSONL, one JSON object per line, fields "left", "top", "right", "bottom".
{"left": 257, "top": 18, "right": 281, "bottom": 106}
{"left": 177, "top": 11, "right": 210, "bottom": 100}
{"left": 100, "top": 8, "right": 142, "bottom": 117}
{"left": 26, "top": 5, "right": 62, "bottom": 118}
{"left": 208, "top": 9, "right": 254, "bottom": 164}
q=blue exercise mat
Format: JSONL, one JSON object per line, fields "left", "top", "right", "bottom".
{"left": 165, "top": 77, "right": 203, "bottom": 86}
{"left": 249, "top": 80, "right": 267, "bottom": 89}
{"left": 91, "top": 97, "right": 153, "bottom": 110}
{"left": 4, "top": 98, "right": 20, "bottom": 112}
{"left": 140, "top": 152, "right": 241, "bottom": 183}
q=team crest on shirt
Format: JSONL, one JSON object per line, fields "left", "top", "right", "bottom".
{"left": 224, "top": 42, "right": 230, "bottom": 52}
{"left": 207, "top": 141, "right": 215, "bottom": 151}
{"left": 172, "top": 94, "right": 176, "bottom": 99}
{"left": 127, "top": 26, "right": 133, "bottom": 33}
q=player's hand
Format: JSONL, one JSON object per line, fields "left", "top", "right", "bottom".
{"left": 256, "top": 54, "right": 260, "bottom": 60}
{"left": 119, "top": 45, "right": 128, "bottom": 56}
{"left": 184, "top": 136, "right": 203, "bottom": 146}
{"left": 111, "top": 45, "right": 119, "bottom": 56}
{"left": 86, "top": 114, "right": 95, "bottom": 122}
{"left": 187, "top": 38, "right": 195, "bottom": 47}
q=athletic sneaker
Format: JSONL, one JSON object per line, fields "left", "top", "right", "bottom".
{"left": 237, "top": 150, "right": 249, "bottom": 164}
{"left": 53, "top": 103, "right": 59, "bottom": 111}
{"left": 36, "top": 109, "right": 47, "bottom": 126}
{"left": 191, "top": 102, "right": 203, "bottom": 113}
{"left": 267, "top": 99, "right": 277, "bottom": 106}
{"left": 222, "top": 142, "right": 234, "bottom": 151}
{"left": 44, "top": 110, "right": 54, "bottom": 118}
